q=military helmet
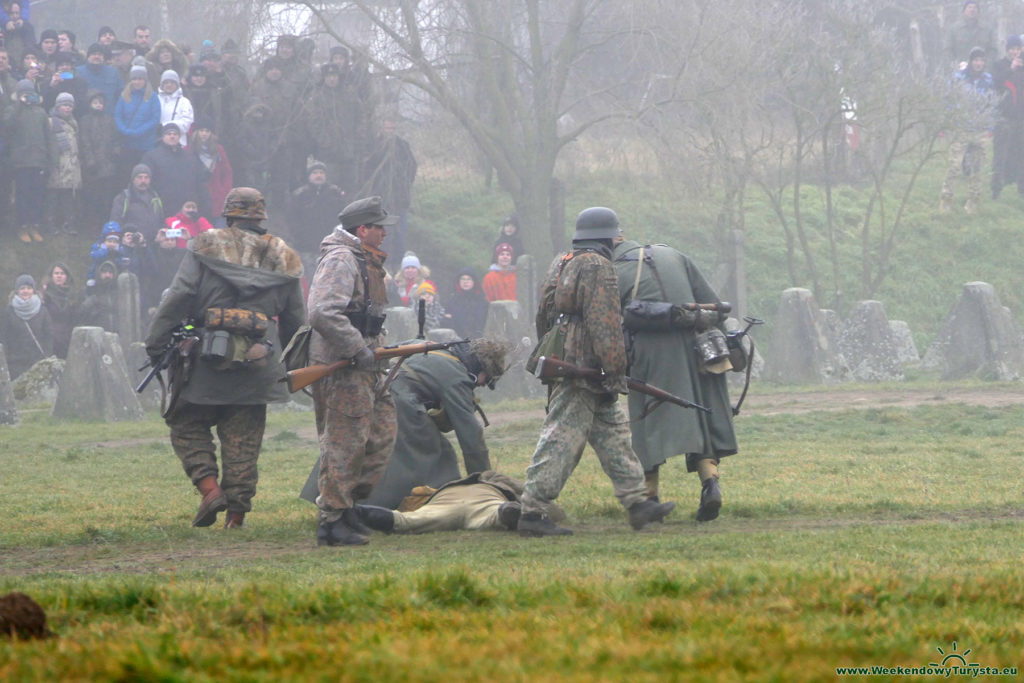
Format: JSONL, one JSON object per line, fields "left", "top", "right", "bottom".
{"left": 573, "top": 206, "right": 620, "bottom": 241}
{"left": 222, "top": 187, "right": 267, "bottom": 220}
{"left": 468, "top": 338, "right": 511, "bottom": 389}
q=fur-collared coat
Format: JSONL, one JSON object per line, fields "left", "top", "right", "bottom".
{"left": 144, "top": 224, "right": 304, "bottom": 406}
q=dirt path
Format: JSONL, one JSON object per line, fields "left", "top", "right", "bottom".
{"left": 6, "top": 508, "right": 1023, "bottom": 577}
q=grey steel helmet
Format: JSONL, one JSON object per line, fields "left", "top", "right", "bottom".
{"left": 573, "top": 207, "right": 620, "bottom": 241}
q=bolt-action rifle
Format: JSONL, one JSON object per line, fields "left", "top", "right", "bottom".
{"left": 136, "top": 322, "right": 201, "bottom": 417}
{"left": 533, "top": 355, "right": 710, "bottom": 413}
{"left": 281, "top": 339, "right": 469, "bottom": 393}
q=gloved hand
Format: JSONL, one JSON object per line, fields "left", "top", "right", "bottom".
{"left": 351, "top": 346, "right": 377, "bottom": 371}
{"left": 693, "top": 308, "right": 720, "bottom": 331}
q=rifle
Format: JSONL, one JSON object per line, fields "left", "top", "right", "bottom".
{"left": 533, "top": 356, "right": 710, "bottom": 413}
{"left": 281, "top": 339, "right": 469, "bottom": 393}
{"left": 136, "top": 322, "right": 201, "bottom": 417}
{"left": 679, "top": 301, "right": 732, "bottom": 313}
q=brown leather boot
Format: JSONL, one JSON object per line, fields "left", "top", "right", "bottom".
{"left": 224, "top": 511, "right": 246, "bottom": 529}
{"left": 193, "top": 476, "right": 228, "bottom": 527}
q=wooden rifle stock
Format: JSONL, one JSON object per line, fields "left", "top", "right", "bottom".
{"left": 533, "top": 356, "right": 710, "bottom": 413}
{"left": 679, "top": 301, "right": 731, "bottom": 314}
{"left": 282, "top": 339, "right": 467, "bottom": 392}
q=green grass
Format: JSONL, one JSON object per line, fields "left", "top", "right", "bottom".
{"left": 2, "top": 393, "right": 1024, "bottom": 680}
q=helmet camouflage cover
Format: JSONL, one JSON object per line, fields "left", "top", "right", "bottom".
{"left": 222, "top": 187, "right": 267, "bottom": 220}
{"left": 469, "top": 338, "right": 511, "bottom": 385}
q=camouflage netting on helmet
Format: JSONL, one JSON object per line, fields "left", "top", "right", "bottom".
{"left": 221, "top": 187, "right": 267, "bottom": 220}
{"left": 469, "top": 338, "right": 511, "bottom": 380}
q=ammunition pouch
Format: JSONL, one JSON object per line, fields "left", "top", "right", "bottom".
{"left": 200, "top": 329, "right": 270, "bottom": 371}
{"left": 622, "top": 300, "right": 675, "bottom": 332}
{"left": 526, "top": 313, "right": 574, "bottom": 375}
{"left": 204, "top": 307, "right": 269, "bottom": 338}
{"left": 345, "top": 310, "right": 386, "bottom": 338}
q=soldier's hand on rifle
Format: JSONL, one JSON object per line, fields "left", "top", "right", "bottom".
{"left": 351, "top": 346, "right": 377, "bottom": 371}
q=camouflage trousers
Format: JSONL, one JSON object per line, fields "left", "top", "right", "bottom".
{"left": 393, "top": 484, "right": 506, "bottom": 533}
{"left": 313, "top": 368, "right": 397, "bottom": 522}
{"left": 521, "top": 382, "right": 648, "bottom": 515}
{"left": 941, "top": 131, "right": 988, "bottom": 202}
{"left": 167, "top": 401, "right": 267, "bottom": 514}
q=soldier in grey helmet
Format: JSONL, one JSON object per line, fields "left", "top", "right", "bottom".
{"left": 517, "top": 206, "right": 675, "bottom": 536}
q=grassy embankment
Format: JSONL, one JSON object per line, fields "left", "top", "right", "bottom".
{"left": 2, "top": 391, "right": 1023, "bottom": 680}
{"left": 5, "top": 145, "right": 1024, "bottom": 357}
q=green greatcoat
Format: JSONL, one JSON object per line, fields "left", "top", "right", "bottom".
{"left": 364, "top": 349, "right": 490, "bottom": 508}
{"left": 612, "top": 240, "right": 737, "bottom": 472}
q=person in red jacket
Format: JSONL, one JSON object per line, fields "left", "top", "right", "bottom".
{"left": 163, "top": 199, "right": 213, "bottom": 247}
{"left": 482, "top": 242, "right": 517, "bottom": 302}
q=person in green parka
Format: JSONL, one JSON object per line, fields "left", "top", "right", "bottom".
{"left": 612, "top": 235, "right": 738, "bottom": 522}
{"left": 299, "top": 338, "right": 510, "bottom": 511}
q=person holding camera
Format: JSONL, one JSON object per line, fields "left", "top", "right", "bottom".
{"left": 163, "top": 199, "right": 213, "bottom": 247}
{"left": 85, "top": 221, "right": 148, "bottom": 289}
{"left": 144, "top": 187, "right": 304, "bottom": 530}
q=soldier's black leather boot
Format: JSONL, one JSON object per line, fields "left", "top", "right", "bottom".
{"left": 696, "top": 477, "right": 722, "bottom": 522}
{"left": 317, "top": 517, "right": 369, "bottom": 546}
{"left": 517, "top": 511, "right": 573, "bottom": 537}
{"left": 498, "top": 502, "right": 522, "bottom": 530}
{"left": 353, "top": 505, "right": 395, "bottom": 533}
{"left": 628, "top": 498, "right": 676, "bottom": 530}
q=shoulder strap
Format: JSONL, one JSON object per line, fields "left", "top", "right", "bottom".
{"left": 642, "top": 245, "right": 671, "bottom": 300}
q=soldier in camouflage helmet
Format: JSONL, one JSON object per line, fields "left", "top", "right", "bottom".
{"left": 145, "top": 186, "right": 305, "bottom": 529}
{"left": 517, "top": 207, "right": 676, "bottom": 536}
{"left": 308, "top": 195, "right": 399, "bottom": 546}
{"left": 299, "top": 338, "right": 511, "bottom": 511}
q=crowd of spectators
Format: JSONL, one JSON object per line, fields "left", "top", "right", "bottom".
{"left": 0, "top": 11, "right": 530, "bottom": 376}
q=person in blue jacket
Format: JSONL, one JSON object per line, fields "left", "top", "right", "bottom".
{"left": 114, "top": 63, "right": 160, "bottom": 180}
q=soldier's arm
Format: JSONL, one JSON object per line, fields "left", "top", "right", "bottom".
{"left": 144, "top": 251, "right": 201, "bottom": 355}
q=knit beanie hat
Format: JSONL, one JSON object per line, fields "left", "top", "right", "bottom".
{"left": 494, "top": 242, "right": 515, "bottom": 260}
{"left": 15, "top": 274, "right": 36, "bottom": 290}
{"left": 401, "top": 252, "right": 421, "bottom": 270}
{"left": 131, "top": 163, "right": 151, "bottom": 179}
{"left": 55, "top": 92, "right": 75, "bottom": 107}
{"left": 1008, "top": 35, "right": 1022, "bottom": 50}
{"left": 417, "top": 281, "right": 437, "bottom": 296}
{"left": 130, "top": 64, "right": 148, "bottom": 79}
{"left": 160, "top": 69, "right": 180, "bottom": 84}
{"left": 40, "top": 29, "right": 59, "bottom": 43}
{"left": 16, "top": 79, "right": 36, "bottom": 95}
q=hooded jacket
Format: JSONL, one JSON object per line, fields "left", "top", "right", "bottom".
{"left": 446, "top": 266, "right": 489, "bottom": 338}
{"left": 144, "top": 224, "right": 305, "bottom": 405}
{"left": 307, "top": 227, "right": 389, "bottom": 364}
{"left": 144, "top": 39, "right": 188, "bottom": 90}
{"left": 157, "top": 85, "right": 194, "bottom": 145}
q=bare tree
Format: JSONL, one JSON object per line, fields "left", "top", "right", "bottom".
{"left": 294, "top": 0, "right": 669, "bottom": 259}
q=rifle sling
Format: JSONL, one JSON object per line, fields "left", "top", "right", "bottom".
{"left": 732, "top": 336, "right": 755, "bottom": 417}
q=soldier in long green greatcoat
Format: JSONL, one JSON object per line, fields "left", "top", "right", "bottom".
{"left": 612, "top": 234, "right": 738, "bottom": 522}
{"left": 300, "top": 338, "right": 510, "bottom": 511}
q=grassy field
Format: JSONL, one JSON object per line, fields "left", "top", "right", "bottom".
{"left": 1, "top": 385, "right": 1023, "bottom": 681}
